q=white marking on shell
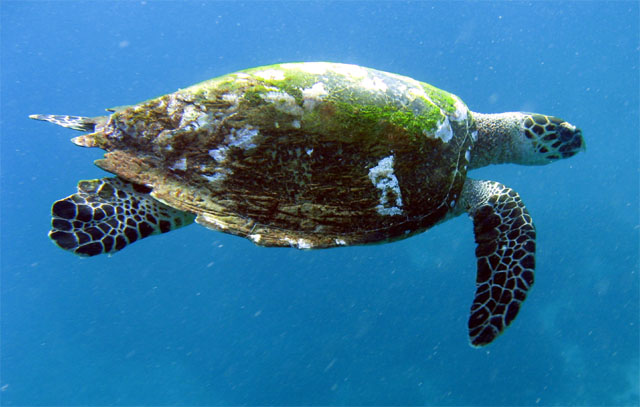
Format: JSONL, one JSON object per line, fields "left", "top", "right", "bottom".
{"left": 208, "top": 126, "right": 259, "bottom": 163}
{"left": 201, "top": 172, "right": 226, "bottom": 183}
{"left": 379, "top": 206, "right": 403, "bottom": 216}
{"left": 169, "top": 157, "right": 187, "bottom": 171}
{"left": 195, "top": 113, "right": 210, "bottom": 129}
{"left": 360, "top": 76, "right": 388, "bottom": 92}
{"left": 407, "top": 87, "right": 427, "bottom": 100}
{"left": 202, "top": 214, "right": 227, "bottom": 230}
{"left": 253, "top": 69, "right": 285, "bottom": 81}
{"left": 391, "top": 82, "right": 408, "bottom": 97}
{"left": 154, "top": 98, "right": 167, "bottom": 109}
{"left": 282, "top": 237, "right": 313, "bottom": 249}
{"left": 335, "top": 238, "right": 347, "bottom": 245}
{"left": 228, "top": 127, "right": 259, "bottom": 149}
{"left": 302, "top": 82, "right": 328, "bottom": 111}
{"left": 179, "top": 107, "right": 212, "bottom": 131}
{"left": 368, "top": 155, "right": 403, "bottom": 216}
{"left": 452, "top": 96, "right": 469, "bottom": 122}
{"left": 222, "top": 93, "right": 240, "bottom": 104}
{"left": 280, "top": 62, "right": 328, "bottom": 75}
{"left": 115, "top": 121, "right": 136, "bottom": 139}
{"left": 297, "top": 239, "right": 312, "bottom": 249}
{"left": 249, "top": 234, "right": 262, "bottom": 243}
{"left": 333, "top": 63, "right": 368, "bottom": 79}
{"left": 435, "top": 116, "right": 454, "bottom": 143}
{"left": 262, "top": 91, "right": 303, "bottom": 116}
{"left": 302, "top": 82, "right": 327, "bottom": 99}
{"left": 166, "top": 95, "right": 181, "bottom": 116}
{"left": 208, "top": 147, "right": 227, "bottom": 162}
{"left": 180, "top": 104, "right": 199, "bottom": 125}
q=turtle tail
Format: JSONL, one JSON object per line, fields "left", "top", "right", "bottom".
{"left": 29, "top": 114, "right": 106, "bottom": 132}
{"left": 49, "top": 177, "right": 195, "bottom": 257}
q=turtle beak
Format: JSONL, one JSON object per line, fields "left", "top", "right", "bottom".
{"left": 577, "top": 127, "right": 586, "bottom": 153}
{"left": 557, "top": 122, "right": 585, "bottom": 158}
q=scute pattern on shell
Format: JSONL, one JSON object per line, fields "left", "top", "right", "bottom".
{"left": 80, "top": 63, "right": 476, "bottom": 248}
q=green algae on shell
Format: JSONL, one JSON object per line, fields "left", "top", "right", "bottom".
{"left": 63, "top": 62, "right": 476, "bottom": 249}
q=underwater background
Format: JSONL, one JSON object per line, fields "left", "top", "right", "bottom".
{"left": 1, "top": 1, "right": 638, "bottom": 405}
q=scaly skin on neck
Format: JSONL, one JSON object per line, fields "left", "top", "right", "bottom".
{"left": 469, "top": 112, "right": 526, "bottom": 170}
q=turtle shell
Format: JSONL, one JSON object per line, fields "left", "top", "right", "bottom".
{"left": 84, "top": 62, "right": 475, "bottom": 248}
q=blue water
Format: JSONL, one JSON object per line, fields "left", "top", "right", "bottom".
{"left": 2, "top": 1, "right": 638, "bottom": 405}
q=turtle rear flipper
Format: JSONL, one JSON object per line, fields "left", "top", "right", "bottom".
{"left": 49, "top": 177, "right": 195, "bottom": 257}
{"left": 460, "top": 179, "right": 536, "bottom": 347}
{"left": 29, "top": 114, "right": 106, "bottom": 132}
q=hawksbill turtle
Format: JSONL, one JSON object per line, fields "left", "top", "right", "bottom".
{"left": 31, "top": 62, "right": 585, "bottom": 346}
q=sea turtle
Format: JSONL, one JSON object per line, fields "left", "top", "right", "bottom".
{"left": 31, "top": 62, "right": 585, "bottom": 346}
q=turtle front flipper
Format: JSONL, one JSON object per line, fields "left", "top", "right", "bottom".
{"left": 459, "top": 178, "right": 536, "bottom": 347}
{"left": 49, "top": 177, "right": 195, "bottom": 257}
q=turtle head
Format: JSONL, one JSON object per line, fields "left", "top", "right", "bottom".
{"left": 469, "top": 112, "right": 585, "bottom": 169}
{"left": 520, "top": 113, "right": 585, "bottom": 164}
